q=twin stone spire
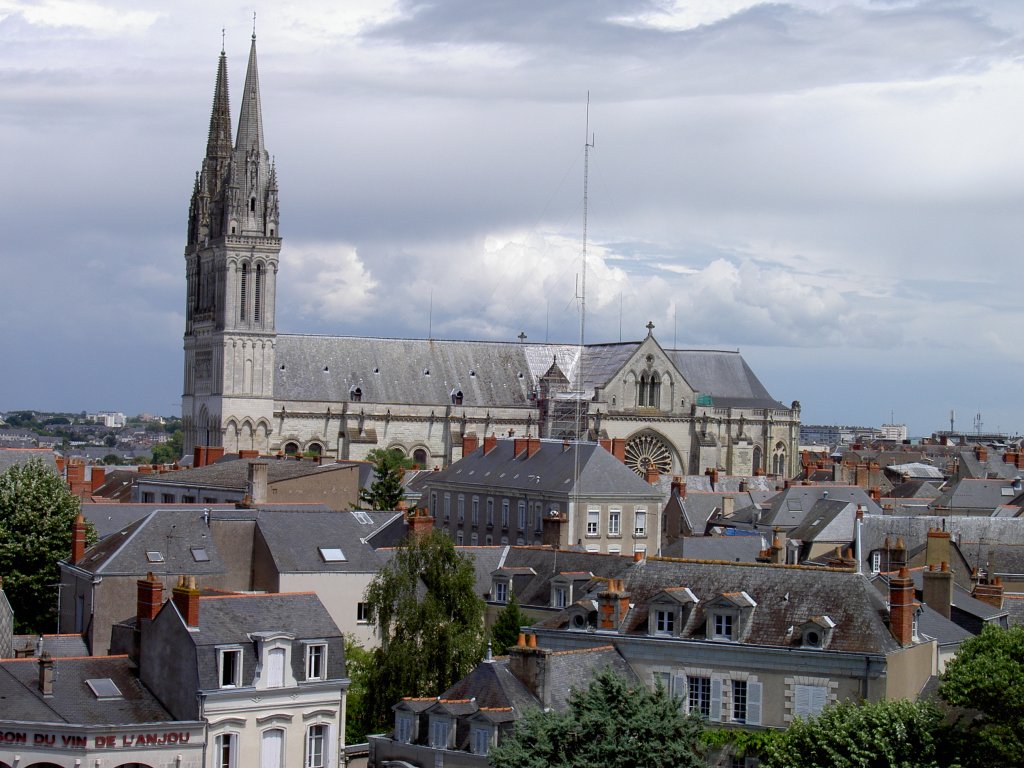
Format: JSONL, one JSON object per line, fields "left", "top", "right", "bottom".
{"left": 188, "top": 34, "right": 279, "bottom": 247}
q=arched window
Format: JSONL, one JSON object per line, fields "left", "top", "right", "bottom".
{"left": 240, "top": 263, "right": 248, "bottom": 321}
{"left": 306, "top": 442, "right": 323, "bottom": 457}
{"left": 215, "top": 733, "right": 237, "bottom": 768}
{"left": 284, "top": 442, "right": 299, "bottom": 456}
{"left": 306, "top": 724, "right": 328, "bottom": 768}
{"left": 648, "top": 373, "right": 661, "bottom": 409}
{"left": 637, "top": 373, "right": 649, "bottom": 407}
{"left": 254, "top": 263, "right": 263, "bottom": 323}
{"left": 752, "top": 445, "right": 763, "bottom": 474}
{"left": 261, "top": 728, "right": 284, "bottom": 768}
{"left": 413, "top": 448, "right": 428, "bottom": 467}
{"left": 772, "top": 442, "right": 787, "bottom": 476}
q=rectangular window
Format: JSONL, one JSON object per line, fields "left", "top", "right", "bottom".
{"left": 871, "top": 551, "right": 881, "bottom": 573}
{"left": 587, "top": 506, "right": 600, "bottom": 536}
{"left": 430, "top": 719, "right": 450, "bottom": 749}
{"left": 216, "top": 733, "right": 237, "bottom": 768}
{"left": 182, "top": 495, "right": 195, "bottom": 503}
{"left": 472, "top": 496, "right": 480, "bottom": 524}
{"left": 471, "top": 532, "right": 479, "bottom": 545}
{"left": 553, "top": 586, "right": 568, "bottom": 608}
{"left": 794, "top": 684, "right": 828, "bottom": 717}
{"left": 431, "top": 492, "right": 438, "bottom": 517}
{"left": 306, "top": 724, "right": 326, "bottom": 768}
{"left": 655, "top": 609, "right": 675, "bottom": 635}
{"left": 219, "top": 649, "right": 241, "bottom": 688}
{"left": 161, "top": 493, "right": 175, "bottom": 503}
{"left": 443, "top": 493, "right": 451, "bottom": 522}
{"left": 653, "top": 671, "right": 672, "bottom": 694}
{"left": 396, "top": 713, "right": 413, "bottom": 744}
{"left": 494, "top": 581, "right": 509, "bottom": 603}
{"left": 141, "top": 492, "right": 154, "bottom": 503}
{"left": 714, "top": 613, "right": 734, "bottom": 640}
{"left": 267, "top": 647, "right": 286, "bottom": 688}
{"left": 688, "top": 676, "right": 712, "bottom": 718}
{"left": 732, "top": 680, "right": 748, "bottom": 723}
{"left": 501, "top": 499, "right": 510, "bottom": 528}
{"left": 457, "top": 531, "right": 464, "bottom": 545}
{"left": 357, "top": 602, "right": 369, "bottom": 623}
{"left": 608, "top": 507, "right": 621, "bottom": 536}
{"left": 487, "top": 498, "right": 494, "bottom": 525}
{"left": 306, "top": 644, "right": 326, "bottom": 680}
{"left": 471, "top": 726, "right": 491, "bottom": 755}
{"left": 536, "top": 505, "right": 544, "bottom": 531}
{"left": 457, "top": 495, "right": 465, "bottom": 522}
{"left": 634, "top": 507, "right": 647, "bottom": 536}
{"left": 518, "top": 501, "right": 527, "bottom": 530}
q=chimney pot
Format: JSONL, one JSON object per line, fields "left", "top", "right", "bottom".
{"left": 527, "top": 633, "right": 537, "bottom": 648}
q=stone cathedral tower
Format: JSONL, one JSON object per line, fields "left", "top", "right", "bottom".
{"left": 182, "top": 35, "right": 280, "bottom": 456}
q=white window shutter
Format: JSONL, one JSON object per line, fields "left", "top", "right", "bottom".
{"left": 811, "top": 686, "right": 827, "bottom": 715}
{"left": 794, "top": 684, "right": 810, "bottom": 717}
{"left": 746, "top": 681, "right": 762, "bottom": 726}
{"left": 673, "top": 674, "right": 686, "bottom": 707}
{"left": 710, "top": 678, "right": 723, "bottom": 722}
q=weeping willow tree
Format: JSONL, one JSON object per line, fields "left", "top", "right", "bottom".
{"left": 361, "top": 529, "right": 486, "bottom": 734}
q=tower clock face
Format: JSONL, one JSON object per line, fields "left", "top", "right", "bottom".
{"left": 625, "top": 433, "right": 673, "bottom": 476}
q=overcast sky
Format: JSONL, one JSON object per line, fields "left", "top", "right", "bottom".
{"left": 2, "top": 0, "right": 1023, "bottom": 437}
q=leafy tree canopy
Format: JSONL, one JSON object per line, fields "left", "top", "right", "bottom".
{"left": 343, "top": 634, "right": 374, "bottom": 745}
{"left": 490, "top": 667, "right": 705, "bottom": 768}
{"left": 0, "top": 458, "right": 93, "bottom": 633}
{"left": 759, "top": 698, "right": 944, "bottom": 768}
{"left": 490, "top": 590, "right": 528, "bottom": 656}
{"left": 939, "top": 623, "right": 1024, "bottom": 768}
{"left": 361, "top": 529, "right": 485, "bottom": 733}
{"left": 151, "top": 429, "right": 183, "bottom": 465}
{"left": 359, "top": 447, "right": 413, "bottom": 510}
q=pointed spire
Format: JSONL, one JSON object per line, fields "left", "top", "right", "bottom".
{"left": 206, "top": 48, "right": 233, "bottom": 162}
{"left": 235, "top": 33, "right": 265, "bottom": 159}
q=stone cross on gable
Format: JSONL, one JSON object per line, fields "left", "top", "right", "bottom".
{"left": 646, "top": 320, "right": 655, "bottom": 336}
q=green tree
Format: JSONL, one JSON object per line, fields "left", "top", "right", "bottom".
{"left": 101, "top": 453, "right": 122, "bottom": 466}
{"left": 151, "top": 429, "right": 183, "bottom": 464}
{"left": 490, "top": 667, "right": 704, "bottom": 768}
{"left": 0, "top": 458, "right": 92, "bottom": 633}
{"left": 344, "top": 634, "right": 374, "bottom": 744}
{"left": 361, "top": 529, "right": 485, "bottom": 733}
{"left": 939, "top": 623, "right": 1024, "bottom": 768}
{"left": 759, "top": 698, "right": 944, "bottom": 768}
{"left": 359, "top": 448, "right": 414, "bottom": 510}
{"left": 490, "top": 590, "right": 528, "bottom": 655}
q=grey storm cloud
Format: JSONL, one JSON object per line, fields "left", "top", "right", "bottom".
{"left": 2, "top": 0, "right": 1024, "bottom": 436}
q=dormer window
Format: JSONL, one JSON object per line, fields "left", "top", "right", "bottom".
{"left": 655, "top": 609, "right": 675, "bottom": 635}
{"left": 705, "top": 591, "right": 756, "bottom": 643}
{"left": 492, "top": 578, "right": 509, "bottom": 603}
{"left": 553, "top": 584, "right": 568, "bottom": 609}
{"left": 349, "top": 386, "right": 362, "bottom": 402}
{"left": 646, "top": 587, "right": 697, "bottom": 638}
{"left": 800, "top": 616, "right": 836, "bottom": 649}
{"left": 451, "top": 389, "right": 463, "bottom": 405}
{"left": 713, "top": 613, "right": 734, "bottom": 640}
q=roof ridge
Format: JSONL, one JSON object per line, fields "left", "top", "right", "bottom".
{"left": 550, "top": 645, "right": 615, "bottom": 657}
{"left": 200, "top": 591, "right": 317, "bottom": 601}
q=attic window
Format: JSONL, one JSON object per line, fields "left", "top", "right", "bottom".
{"left": 451, "top": 390, "right": 463, "bottom": 406}
{"left": 469, "top": 370, "right": 476, "bottom": 377}
{"left": 517, "top": 372, "right": 524, "bottom": 379}
{"left": 352, "top": 510, "right": 373, "bottom": 525}
{"left": 350, "top": 387, "right": 362, "bottom": 402}
{"left": 323, "top": 366, "right": 329, "bottom": 372}
{"left": 423, "top": 368, "right": 430, "bottom": 376}
{"left": 373, "top": 367, "right": 379, "bottom": 374}
{"left": 191, "top": 547, "right": 210, "bottom": 562}
{"left": 146, "top": 551, "right": 164, "bottom": 563}
{"left": 86, "top": 678, "right": 122, "bottom": 700}
{"left": 319, "top": 547, "right": 346, "bottom": 562}
{"left": 280, "top": 364, "right": 286, "bottom": 370}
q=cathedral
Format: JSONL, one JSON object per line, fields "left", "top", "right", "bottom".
{"left": 181, "top": 36, "right": 801, "bottom": 478}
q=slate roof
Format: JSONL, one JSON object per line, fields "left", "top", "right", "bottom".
{"left": 136, "top": 455, "right": 355, "bottom": 491}
{"left": 10, "top": 633, "right": 91, "bottom": 658}
{"left": 545, "top": 645, "right": 639, "bottom": 710}
{"left": 933, "top": 479, "right": 1022, "bottom": 513}
{"left": 256, "top": 509, "right": 400, "bottom": 573}
{"left": 916, "top": 604, "right": 973, "bottom": 648}
{"left": 887, "top": 463, "right": 945, "bottom": 480}
{"left": 182, "top": 592, "right": 346, "bottom": 691}
{"left": 499, "top": 547, "right": 635, "bottom": 607}
{"left": 556, "top": 558, "right": 901, "bottom": 654}
{"left": 89, "top": 468, "right": 139, "bottom": 502}
{"left": 438, "top": 657, "right": 538, "bottom": 713}
{"left": 427, "top": 438, "right": 663, "bottom": 499}
{"left": 81, "top": 503, "right": 236, "bottom": 539}
{"left": 788, "top": 499, "right": 855, "bottom": 542}
{"left": 0, "top": 655, "right": 175, "bottom": 724}
{"left": 724, "top": 486, "right": 879, "bottom": 531}
{"left": 274, "top": 334, "right": 786, "bottom": 408}
{"left": 72, "top": 508, "right": 228, "bottom": 576}
{"left": 0, "top": 448, "right": 57, "bottom": 473}
{"left": 660, "top": 536, "right": 765, "bottom": 562}
{"left": 888, "top": 480, "right": 942, "bottom": 500}
{"left": 958, "top": 450, "right": 1020, "bottom": 481}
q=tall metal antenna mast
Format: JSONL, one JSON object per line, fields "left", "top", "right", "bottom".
{"left": 572, "top": 94, "right": 595, "bottom": 542}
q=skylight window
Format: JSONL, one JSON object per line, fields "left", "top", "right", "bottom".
{"left": 146, "top": 551, "right": 164, "bottom": 563}
{"left": 352, "top": 510, "right": 373, "bottom": 525}
{"left": 191, "top": 547, "right": 210, "bottom": 562}
{"left": 319, "top": 547, "right": 346, "bottom": 562}
{"left": 86, "top": 678, "right": 122, "bottom": 700}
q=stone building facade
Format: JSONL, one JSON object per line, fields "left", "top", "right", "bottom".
{"left": 181, "top": 39, "right": 801, "bottom": 480}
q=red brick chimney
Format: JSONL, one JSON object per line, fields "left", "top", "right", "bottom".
{"left": 462, "top": 434, "right": 479, "bottom": 455}
{"left": 671, "top": 476, "right": 686, "bottom": 499}
{"left": 869, "top": 486, "right": 880, "bottom": 503}
{"left": 645, "top": 464, "right": 659, "bottom": 485}
{"left": 172, "top": 576, "right": 200, "bottom": 628}
{"left": 407, "top": 507, "right": 435, "bottom": 540}
{"left": 513, "top": 437, "right": 527, "bottom": 457}
{"left": 1004, "top": 451, "right": 1018, "bottom": 465}
{"left": 71, "top": 513, "right": 87, "bottom": 565}
{"left": 597, "top": 578, "right": 630, "bottom": 630}
{"left": 975, "top": 445, "right": 988, "bottom": 462}
{"left": 90, "top": 467, "right": 106, "bottom": 493}
{"left": 193, "top": 446, "right": 208, "bottom": 468}
{"left": 483, "top": 433, "right": 498, "bottom": 456}
{"left": 238, "top": 449, "right": 259, "bottom": 459}
{"left": 889, "top": 567, "right": 916, "bottom": 646}
{"left": 526, "top": 437, "right": 542, "bottom": 459}
{"left": 973, "top": 576, "right": 1005, "bottom": 609}
{"left": 137, "top": 572, "right": 164, "bottom": 627}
